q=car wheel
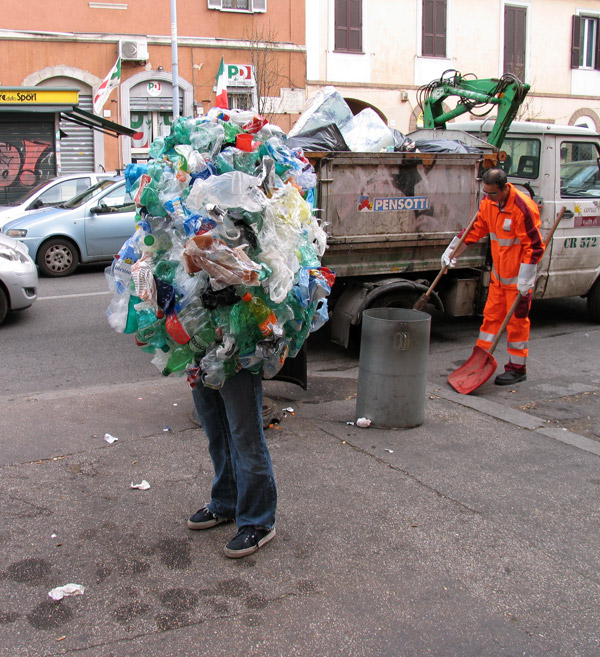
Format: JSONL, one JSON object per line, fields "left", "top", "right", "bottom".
{"left": 0, "top": 287, "right": 8, "bottom": 325}
{"left": 36, "top": 238, "right": 80, "bottom": 277}
{"left": 587, "top": 277, "right": 600, "bottom": 323}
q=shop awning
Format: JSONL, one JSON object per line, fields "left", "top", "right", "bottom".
{"left": 60, "top": 107, "right": 136, "bottom": 138}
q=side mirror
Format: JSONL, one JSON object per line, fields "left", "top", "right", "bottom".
{"left": 90, "top": 205, "right": 103, "bottom": 214}
{"left": 30, "top": 199, "right": 44, "bottom": 210}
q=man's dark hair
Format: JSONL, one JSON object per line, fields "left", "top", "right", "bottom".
{"left": 482, "top": 168, "right": 507, "bottom": 189}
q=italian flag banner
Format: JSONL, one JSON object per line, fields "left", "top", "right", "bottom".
{"left": 93, "top": 57, "right": 122, "bottom": 115}
{"left": 215, "top": 57, "right": 228, "bottom": 109}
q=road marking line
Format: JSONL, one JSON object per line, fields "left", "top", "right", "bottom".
{"left": 38, "top": 291, "right": 112, "bottom": 301}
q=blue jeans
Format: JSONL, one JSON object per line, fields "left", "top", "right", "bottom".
{"left": 191, "top": 368, "right": 277, "bottom": 530}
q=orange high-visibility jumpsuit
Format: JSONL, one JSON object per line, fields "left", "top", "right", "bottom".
{"left": 463, "top": 183, "right": 545, "bottom": 370}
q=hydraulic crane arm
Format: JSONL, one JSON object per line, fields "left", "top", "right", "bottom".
{"left": 419, "top": 71, "right": 530, "bottom": 149}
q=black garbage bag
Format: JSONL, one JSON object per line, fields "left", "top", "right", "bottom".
{"left": 391, "top": 129, "right": 417, "bottom": 152}
{"left": 414, "top": 139, "right": 482, "bottom": 154}
{"left": 286, "top": 123, "right": 350, "bottom": 152}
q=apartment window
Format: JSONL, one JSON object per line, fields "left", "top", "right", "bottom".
{"left": 571, "top": 15, "right": 600, "bottom": 69}
{"left": 422, "top": 0, "right": 446, "bottom": 58}
{"left": 207, "top": 0, "right": 266, "bottom": 12}
{"left": 504, "top": 5, "right": 526, "bottom": 81}
{"left": 335, "top": 0, "right": 362, "bottom": 53}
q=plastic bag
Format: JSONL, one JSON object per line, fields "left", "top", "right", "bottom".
{"left": 413, "top": 139, "right": 471, "bottom": 153}
{"left": 288, "top": 86, "right": 354, "bottom": 137}
{"left": 286, "top": 123, "right": 350, "bottom": 152}
{"left": 340, "top": 108, "right": 395, "bottom": 153}
{"left": 187, "top": 170, "right": 267, "bottom": 213}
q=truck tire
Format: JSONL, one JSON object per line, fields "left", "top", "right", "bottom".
{"left": 36, "top": 237, "right": 80, "bottom": 277}
{"left": 587, "top": 278, "right": 600, "bottom": 323}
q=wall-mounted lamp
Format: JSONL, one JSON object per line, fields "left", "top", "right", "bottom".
{"left": 157, "top": 66, "right": 164, "bottom": 71}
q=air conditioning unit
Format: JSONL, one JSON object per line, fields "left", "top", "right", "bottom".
{"left": 119, "top": 38, "right": 149, "bottom": 62}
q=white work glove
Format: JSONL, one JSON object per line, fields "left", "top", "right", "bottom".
{"left": 517, "top": 262, "right": 537, "bottom": 295}
{"left": 441, "top": 236, "right": 466, "bottom": 269}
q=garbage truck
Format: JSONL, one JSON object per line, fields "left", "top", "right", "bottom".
{"left": 304, "top": 79, "right": 600, "bottom": 347}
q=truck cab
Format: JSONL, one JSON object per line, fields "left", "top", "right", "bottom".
{"left": 452, "top": 120, "right": 600, "bottom": 320}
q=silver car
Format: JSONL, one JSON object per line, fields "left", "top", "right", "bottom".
{"left": 4, "top": 178, "right": 137, "bottom": 277}
{"left": 0, "top": 232, "right": 38, "bottom": 324}
{"left": 0, "top": 172, "right": 116, "bottom": 231}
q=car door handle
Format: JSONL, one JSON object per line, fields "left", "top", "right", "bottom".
{"left": 561, "top": 209, "right": 574, "bottom": 219}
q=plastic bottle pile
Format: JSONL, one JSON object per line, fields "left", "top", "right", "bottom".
{"left": 105, "top": 108, "right": 335, "bottom": 389}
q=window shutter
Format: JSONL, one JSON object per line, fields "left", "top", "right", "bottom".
{"left": 422, "top": 0, "right": 446, "bottom": 57}
{"left": 252, "top": 0, "right": 266, "bottom": 11}
{"left": 434, "top": 0, "right": 446, "bottom": 57}
{"left": 504, "top": 5, "right": 526, "bottom": 80}
{"left": 422, "top": 0, "right": 434, "bottom": 56}
{"left": 207, "top": 0, "right": 221, "bottom": 9}
{"left": 571, "top": 15, "right": 581, "bottom": 68}
{"left": 335, "top": 0, "right": 349, "bottom": 51}
{"left": 595, "top": 18, "right": 600, "bottom": 70}
{"left": 348, "top": 0, "right": 362, "bottom": 52}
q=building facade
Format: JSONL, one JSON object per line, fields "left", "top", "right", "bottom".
{"left": 0, "top": 0, "right": 306, "bottom": 196}
{"left": 305, "top": 0, "right": 600, "bottom": 135}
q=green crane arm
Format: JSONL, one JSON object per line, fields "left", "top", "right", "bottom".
{"left": 421, "top": 72, "right": 530, "bottom": 149}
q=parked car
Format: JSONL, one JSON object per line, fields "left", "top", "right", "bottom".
{"left": 4, "top": 178, "right": 137, "bottom": 277}
{"left": 0, "top": 172, "right": 117, "bottom": 231}
{"left": 560, "top": 161, "right": 600, "bottom": 197}
{"left": 0, "top": 232, "right": 38, "bottom": 324}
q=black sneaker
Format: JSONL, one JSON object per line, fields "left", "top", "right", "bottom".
{"left": 494, "top": 370, "right": 527, "bottom": 386}
{"left": 223, "top": 526, "right": 276, "bottom": 559}
{"left": 187, "top": 505, "right": 232, "bottom": 530}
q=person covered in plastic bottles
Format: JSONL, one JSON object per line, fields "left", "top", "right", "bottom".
{"left": 106, "top": 109, "right": 334, "bottom": 558}
{"left": 441, "top": 168, "right": 545, "bottom": 385}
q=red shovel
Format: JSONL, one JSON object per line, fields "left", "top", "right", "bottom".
{"left": 447, "top": 294, "right": 522, "bottom": 394}
{"left": 447, "top": 206, "right": 566, "bottom": 395}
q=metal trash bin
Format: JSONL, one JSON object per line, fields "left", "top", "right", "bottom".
{"left": 355, "top": 308, "right": 431, "bottom": 429}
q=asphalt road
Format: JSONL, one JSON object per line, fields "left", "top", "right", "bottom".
{"left": 2, "top": 267, "right": 599, "bottom": 450}
{"left": 2, "top": 267, "right": 600, "bottom": 657}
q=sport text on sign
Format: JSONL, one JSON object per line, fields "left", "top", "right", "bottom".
{"left": 0, "top": 89, "right": 79, "bottom": 105}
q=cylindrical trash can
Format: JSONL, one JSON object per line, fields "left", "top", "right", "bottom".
{"left": 355, "top": 308, "right": 431, "bottom": 428}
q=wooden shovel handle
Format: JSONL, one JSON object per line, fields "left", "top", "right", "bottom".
{"left": 487, "top": 206, "right": 566, "bottom": 355}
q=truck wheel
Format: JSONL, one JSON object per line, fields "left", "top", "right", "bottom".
{"left": 36, "top": 238, "right": 80, "bottom": 277}
{"left": 0, "top": 287, "right": 8, "bottom": 325}
{"left": 587, "top": 279, "right": 600, "bottom": 323}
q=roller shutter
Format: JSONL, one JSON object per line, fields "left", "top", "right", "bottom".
{"left": 58, "top": 95, "right": 95, "bottom": 173}
{"left": 0, "top": 112, "right": 56, "bottom": 206}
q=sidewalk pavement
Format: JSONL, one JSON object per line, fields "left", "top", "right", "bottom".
{"left": 1, "top": 367, "right": 600, "bottom": 657}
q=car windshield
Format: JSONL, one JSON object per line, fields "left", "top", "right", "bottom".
{"left": 63, "top": 179, "right": 118, "bottom": 209}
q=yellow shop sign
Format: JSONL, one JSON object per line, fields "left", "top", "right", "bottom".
{"left": 0, "top": 88, "right": 79, "bottom": 105}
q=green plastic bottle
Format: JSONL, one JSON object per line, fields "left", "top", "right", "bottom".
{"left": 162, "top": 343, "right": 194, "bottom": 376}
{"left": 241, "top": 292, "right": 277, "bottom": 336}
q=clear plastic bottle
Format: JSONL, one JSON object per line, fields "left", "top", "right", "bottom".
{"left": 241, "top": 292, "right": 277, "bottom": 336}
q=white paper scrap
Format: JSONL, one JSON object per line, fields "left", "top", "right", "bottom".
{"left": 356, "top": 417, "right": 372, "bottom": 428}
{"left": 48, "top": 584, "right": 85, "bottom": 601}
{"left": 104, "top": 433, "right": 119, "bottom": 444}
{"left": 131, "top": 480, "right": 151, "bottom": 490}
